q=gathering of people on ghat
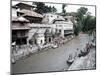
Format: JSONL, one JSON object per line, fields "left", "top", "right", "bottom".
{"left": 67, "top": 40, "right": 96, "bottom": 66}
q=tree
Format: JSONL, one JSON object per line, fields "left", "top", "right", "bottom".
{"left": 76, "top": 7, "right": 88, "bottom": 21}
{"left": 51, "top": 6, "right": 57, "bottom": 13}
{"left": 76, "top": 7, "right": 88, "bottom": 29}
{"left": 33, "top": 2, "right": 57, "bottom": 14}
{"left": 62, "top": 4, "right": 67, "bottom": 16}
{"left": 74, "top": 7, "right": 96, "bottom": 36}
{"left": 33, "top": 2, "right": 45, "bottom": 14}
{"left": 74, "top": 25, "right": 79, "bottom": 36}
{"left": 74, "top": 7, "right": 88, "bottom": 36}
{"left": 82, "top": 15, "right": 96, "bottom": 33}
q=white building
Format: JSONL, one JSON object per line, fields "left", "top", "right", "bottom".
{"left": 35, "top": 29, "right": 46, "bottom": 45}
{"left": 53, "top": 21, "right": 73, "bottom": 38}
{"left": 42, "top": 13, "right": 65, "bottom": 24}
{"left": 12, "top": 2, "right": 74, "bottom": 46}
{"left": 42, "top": 13, "right": 74, "bottom": 38}
{"left": 28, "top": 24, "right": 52, "bottom": 45}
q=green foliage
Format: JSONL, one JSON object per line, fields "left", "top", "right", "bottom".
{"left": 82, "top": 15, "right": 96, "bottom": 33}
{"left": 62, "top": 4, "right": 67, "bottom": 16}
{"left": 51, "top": 6, "right": 57, "bottom": 13}
{"left": 76, "top": 7, "right": 88, "bottom": 21}
{"left": 74, "top": 7, "right": 88, "bottom": 36}
{"left": 74, "top": 24, "right": 80, "bottom": 36}
{"left": 33, "top": 2, "right": 45, "bottom": 14}
{"left": 33, "top": 2, "right": 57, "bottom": 14}
{"left": 74, "top": 7, "right": 96, "bottom": 36}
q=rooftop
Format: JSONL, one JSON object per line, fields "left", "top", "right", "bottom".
{"left": 12, "top": 5, "right": 18, "bottom": 9}
{"left": 12, "top": 16, "right": 29, "bottom": 22}
{"left": 54, "top": 20, "right": 73, "bottom": 24}
{"left": 15, "top": 2, "right": 36, "bottom": 8}
{"left": 18, "top": 9, "right": 43, "bottom": 18}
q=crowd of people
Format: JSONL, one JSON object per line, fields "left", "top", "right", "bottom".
{"left": 67, "top": 40, "right": 96, "bottom": 66}
{"left": 53, "top": 35, "right": 74, "bottom": 47}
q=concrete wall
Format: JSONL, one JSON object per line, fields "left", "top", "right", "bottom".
{"left": 28, "top": 23, "right": 73, "bottom": 39}
{"left": 52, "top": 23, "right": 73, "bottom": 37}
{"left": 36, "top": 34, "right": 45, "bottom": 45}
{"left": 43, "top": 13, "right": 64, "bottom": 24}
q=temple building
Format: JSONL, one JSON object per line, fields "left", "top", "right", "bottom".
{"left": 12, "top": 16, "right": 30, "bottom": 45}
{"left": 12, "top": 2, "right": 74, "bottom": 46}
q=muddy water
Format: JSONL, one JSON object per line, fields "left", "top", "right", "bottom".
{"left": 12, "top": 34, "right": 91, "bottom": 74}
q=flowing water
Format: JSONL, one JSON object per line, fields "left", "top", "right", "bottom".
{"left": 12, "top": 33, "right": 91, "bottom": 74}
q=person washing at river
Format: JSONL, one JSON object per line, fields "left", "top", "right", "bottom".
{"left": 67, "top": 48, "right": 81, "bottom": 65}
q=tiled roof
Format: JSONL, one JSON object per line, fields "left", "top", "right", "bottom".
{"left": 12, "top": 16, "right": 29, "bottom": 22}
{"left": 18, "top": 9, "right": 43, "bottom": 18}
{"left": 15, "top": 2, "right": 36, "bottom": 7}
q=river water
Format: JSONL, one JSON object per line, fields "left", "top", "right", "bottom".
{"left": 12, "top": 33, "right": 92, "bottom": 74}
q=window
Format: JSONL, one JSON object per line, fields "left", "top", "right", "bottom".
{"left": 56, "top": 25, "right": 57, "bottom": 27}
{"left": 49, "top": 38, "right": 51, "bottom": 42}
{"left": 59, "top": 25, "right": 62, "bottom": 27}
{"left": 59, "top": 30, "right": 61, "bottom": 33}
{"left": 41, "top": 40, "right": 42, "bottom": 44}
{"left": 57, "top": 16, "right": 59, "bottom": 18}
{"left": 65, "top": 18, "right": 68, "bottom": 21}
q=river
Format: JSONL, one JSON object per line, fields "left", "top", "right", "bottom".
{"left": 12, "top": 33, "right": 92, "bottom": 74}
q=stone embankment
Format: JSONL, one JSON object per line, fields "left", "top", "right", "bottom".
{"left": 66, "top": 40, "right": 96, "bottom": 70}
{"left": 11, "top": 35, "right": 74, "bottom": 64}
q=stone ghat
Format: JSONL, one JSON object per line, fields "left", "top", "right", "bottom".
{"left": 11, "top": 44, "right": 52, "bottom": 64}
{"left": 11, "top": 35, "right": 74, "bottom": 64}
{"left": 66, "top": 41, "right": 96, "bottom": 70}
{"left": 68, "top": 48, "right": 96, "bottom": 70}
